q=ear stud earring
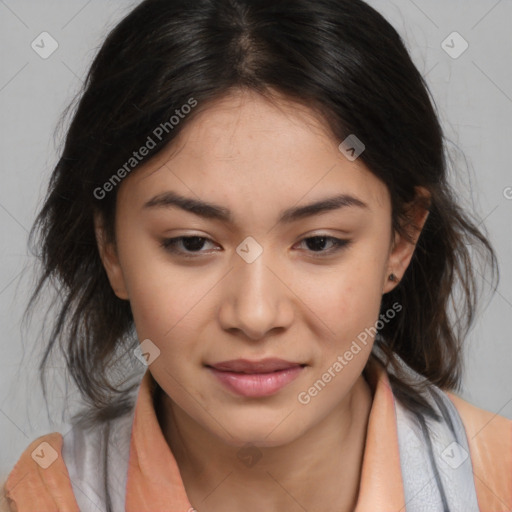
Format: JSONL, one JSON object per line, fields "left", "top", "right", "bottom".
{"left": 388, "top": 273, "right": 398, "bottom": 282}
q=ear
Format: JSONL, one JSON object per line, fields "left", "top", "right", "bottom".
{"left": 94, "top": 212, "right": 130, "bottom": 300}
{"left": 382, "top": 186, "right": 430, "bottom": 294}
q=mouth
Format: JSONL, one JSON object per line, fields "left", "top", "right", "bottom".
{"left": 206, "top": 358, "right": 307, "bottom": 374}
{"left": 205, "top": 358, "right": 307, "bottom": 397}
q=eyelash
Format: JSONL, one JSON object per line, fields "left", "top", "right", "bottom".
{"left": 160, "top": 235, "right": 351, "bottom": 258}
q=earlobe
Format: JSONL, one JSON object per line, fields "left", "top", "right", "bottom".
{"left": 383, "top": 186, "right": 431, "bottom": 294}
{"left": 94, "top": 213, "right": 130, "bottom": 300}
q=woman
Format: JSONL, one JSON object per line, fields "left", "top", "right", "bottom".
{"left": 3, "top": 0, "right": 511, "bottom": 511}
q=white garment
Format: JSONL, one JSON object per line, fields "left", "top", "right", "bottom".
{"left": 62, "top": 397, "right": 137, "bottom": 512}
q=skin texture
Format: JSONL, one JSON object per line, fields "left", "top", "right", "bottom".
{"left": 96, "top": 88, "right": 429, "bottom": 512}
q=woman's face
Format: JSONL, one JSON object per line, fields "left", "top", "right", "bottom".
{"left": 98, "top": 89, "right": 420, "bottom": 447}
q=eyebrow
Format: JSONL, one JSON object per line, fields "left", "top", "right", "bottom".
{"left": 143, "top": 190, "right": 368, "bottom": 224}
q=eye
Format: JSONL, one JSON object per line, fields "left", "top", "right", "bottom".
{"left": 295, "top": 235, "right": 350, "bottom": 256}
{"left": 160, "top": 236, "right": 218, "bottom": 256}
{"left": 160, "top": 234, "right": 350, "bottom": 258}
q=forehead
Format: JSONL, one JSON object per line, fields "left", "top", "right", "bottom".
{"left": 118, "top": 89, "right": 390, "bottom": 219}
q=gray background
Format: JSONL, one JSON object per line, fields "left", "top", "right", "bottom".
{"left": 1, "top": 0, "right": 511, "bottom": 482}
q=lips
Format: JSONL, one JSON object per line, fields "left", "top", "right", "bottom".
{"left": 207, "top": 358, "right": 304, "bottom": 374}
{"left": 206, "top": 358, "right": 307, "bottom": 397}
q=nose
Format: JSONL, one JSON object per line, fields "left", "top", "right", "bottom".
{"left": 218, "top": 250, "right": 294, "bottom": 341}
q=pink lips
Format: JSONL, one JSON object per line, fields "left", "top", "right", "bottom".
{"left": 207, "top": 358, "right": 305, "bottom": 397}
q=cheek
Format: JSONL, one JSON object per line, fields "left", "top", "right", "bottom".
{"left": 119, "top": 242, "right": 224, "bottom": 360}
{"left": 293, "top": 249, "right": 387, "bottom": 348}
{"left": 115, "top": 236, "right": 191, "bottom": 340}
{"left": 127, "top": 270, "right": 201, "bottom": 343}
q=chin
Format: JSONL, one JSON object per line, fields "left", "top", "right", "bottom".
{"left": 209, "top": 413, "right": 306, "bottom": 449}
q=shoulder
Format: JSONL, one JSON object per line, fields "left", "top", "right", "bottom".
{"left": 2, "top": 406, "right": 135, "bottom": 512}
{"left": 447, "top": 391, "right": 512, "bottom": 511}
{"left": 447, "top": 391, "right": 512, "bottom": 461}
{"left": 0, "top": 481, "right": 12, "bottom": 512}
{"left": 2, "top": 431, "right": 80, "bottom": 512}
{"left": 379, "top": 353, "right": 512, "bottom": 511}
{"left": 447, "top": 391, "right": 512, "bottom": 434}
{"left": 2, "top": 374, "right": 143, "bottom": 512}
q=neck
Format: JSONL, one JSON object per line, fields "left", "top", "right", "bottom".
{"left": 156, "top": 374, "right": 374, "bottom": 512}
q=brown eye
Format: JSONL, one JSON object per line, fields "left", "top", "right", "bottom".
{"left": 296, "top": 236, "right": 350, "bottom": 255}
{"left": 161, "top": 236, "right": 218, "bottom": 256}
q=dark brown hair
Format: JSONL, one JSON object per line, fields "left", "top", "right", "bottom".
{"left": 28, "top": 0, "right": 497, "bottom": 428}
